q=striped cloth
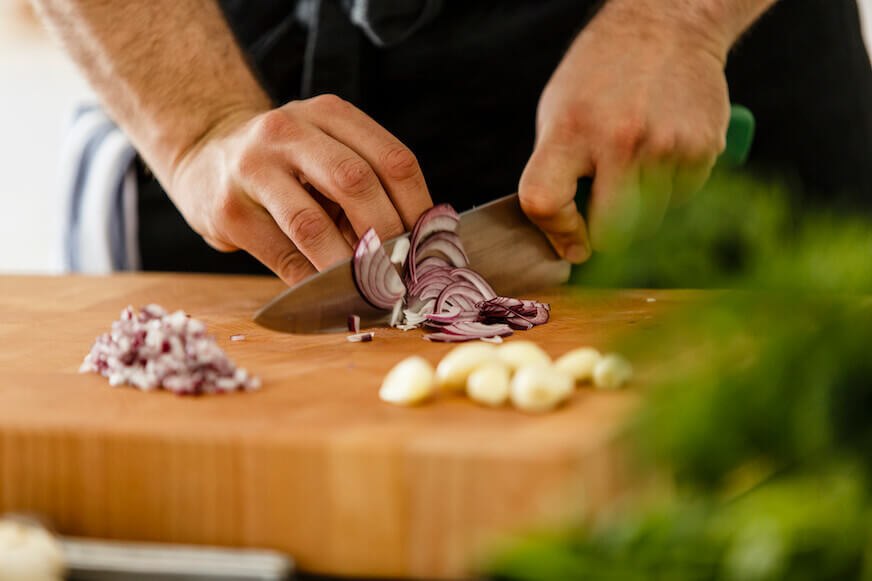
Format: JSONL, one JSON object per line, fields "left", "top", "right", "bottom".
{"left": 57, "top": 105, "right": 139, "bottom": 273}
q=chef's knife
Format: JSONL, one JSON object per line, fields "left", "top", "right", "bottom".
{"left": 255, "top": 106, "right": 755, "bottom": 334}
{"left": 255, "top": 193, "right": 569, "bottom": 333}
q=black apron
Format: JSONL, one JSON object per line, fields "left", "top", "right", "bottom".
{"left": 137, "top": 0, "right": 872, "bottom": 275}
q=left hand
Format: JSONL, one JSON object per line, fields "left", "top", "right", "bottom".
{"left": 519, "top": 0, "right": 732, "bottom": 260}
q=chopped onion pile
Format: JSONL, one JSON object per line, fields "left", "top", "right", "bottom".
{"left": 80, "top": 304, "right": 261, "bottom": 395}
{"left": 351, "top": 204, "right": 551, "bottom": 341}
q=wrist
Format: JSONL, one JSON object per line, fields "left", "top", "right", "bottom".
{"left": 594, "top": 0, "right": 741, "bottom": 64}
{"left": 163, "top": 101, "right": 269, "bottom": 192}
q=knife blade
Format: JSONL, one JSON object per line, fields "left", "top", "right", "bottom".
{"left": 254, "top": 193, "right": 570, "bottom": 334}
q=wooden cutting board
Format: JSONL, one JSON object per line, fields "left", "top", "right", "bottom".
{"left": 0, "top": 274, "right": 693, "bottom": 578}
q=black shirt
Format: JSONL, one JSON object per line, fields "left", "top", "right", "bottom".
{"left": 137, "top": 0, "right": 872, "bottom": 275}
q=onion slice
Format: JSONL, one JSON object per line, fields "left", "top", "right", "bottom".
{"left": 347, "top": 332, "right": 374, "bottom": 343}
{"left": 348, "top": 315, "right": 361, "bottom": 333}
{"left": 352, "top": 228, "right": 406, "bottom": 310}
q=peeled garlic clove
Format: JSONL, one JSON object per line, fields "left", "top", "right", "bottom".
{"left": 497, "top": 341, "right": 551, "bottom": 372}
{"left": 554, "top": 347, "right": 602, "bottom": 384}
{"left": 466, "top": 362, "right": 511, "bottom": 407}
{"left": 380, "top": 356, "right": 435, "bottom": 405}
{"left": 435, "top": 343, "right": 499, "bottom": 391}
{"left": 0, "top": 520, "right": 66, "bottom": 581}
{"left": 510, "top": 365, "right": 573, "bottom": 413}
{"left": 593, "top": 353, "right": 633, "bottom": 389}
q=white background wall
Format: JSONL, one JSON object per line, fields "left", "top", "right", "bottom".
{"left": 1, "top": 0, "right": 872, "bottom": 273}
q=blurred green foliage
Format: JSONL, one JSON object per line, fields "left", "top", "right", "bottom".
{"left": 488, "top": 172, "right": 872, "bottom": 580}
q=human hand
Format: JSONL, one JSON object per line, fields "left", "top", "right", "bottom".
{"left": 168, "top": 95, "right": 433, "bottom": 284}
{"left": 519, "top": 0, "right": 732, "bottom": 260}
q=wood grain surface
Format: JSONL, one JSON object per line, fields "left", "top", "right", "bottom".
{"left": 0, "top": 274, "right": 692, "bottom": 578}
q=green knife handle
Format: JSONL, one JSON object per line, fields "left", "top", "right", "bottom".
{"left": 574, "top": 104, "right": 756, "bottom": 206}
{"left": 721, "top": 104, "right": 755, "bottom": 168}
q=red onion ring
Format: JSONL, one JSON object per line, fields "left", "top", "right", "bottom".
{"left": 352, "top": 228, "right": 406, "bottom": 310}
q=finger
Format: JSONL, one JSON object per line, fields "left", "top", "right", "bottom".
{"left": 588, "top": 158, "right": 642, "bottom": 252}
{"left": 245, "top": 168, "right": 352, "bottom": 270}
{"left": 672, "top": 154, "right": 717, "bottom": 207}
{"left": 285, "top": 127, "right": 406, "bottom": 242}
{"left": 225, "top": 204, "right": 317, "bottom": 285}
{"left": 518, "top": 142, "right": 593, "bottom": 263}
{"left": 307, "top": 95, "right": 433, "bottom": 229}
{"left": 637, "top": 160, "right": 675, "bottom": 238}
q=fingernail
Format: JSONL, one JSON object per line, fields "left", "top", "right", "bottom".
{"left": 565, "top": 243, "right": 590, "bottom": 264}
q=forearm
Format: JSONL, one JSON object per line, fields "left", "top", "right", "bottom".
{"left": 31, "top": 0, "right": 272, "bottom": 184}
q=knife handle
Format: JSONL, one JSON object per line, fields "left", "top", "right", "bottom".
{"left": 574, "top": 104, "right": 756, "bottom": 207}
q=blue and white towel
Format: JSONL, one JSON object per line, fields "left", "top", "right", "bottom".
{"left": 57, "top": 105, "right": 139, "bottom": 274}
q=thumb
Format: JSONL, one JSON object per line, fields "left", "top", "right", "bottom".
{"left": 518, "top": 142, "right": 592, "bottom": 263}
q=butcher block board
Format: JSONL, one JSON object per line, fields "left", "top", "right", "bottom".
{"left": 0, "top": 274, "right": 693, "bottom": 578}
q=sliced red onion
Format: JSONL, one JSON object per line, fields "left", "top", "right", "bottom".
{"left": 413, "top": 232, "right": 468, "bottom": 268}
{"left": 441, "top": 322, "right": 514, "bottom": 337}
{"left": 423, "top": 322, "right": 513, "bottom": 342}
{"left": 352, "top": 228, "right": 406, "bottom": 310}
{"left": 349, "top": 203, "right": 552, "bottom": 342}
{"left": 435, "top": 281, "right": 486, "bottom": 313}
{"left": 348, "top": 314, "right": 361, "bottom": 333}
{"left": 230, "top": 334, "right": 245, "bottom": 341}
{"left": 390, "top": 237, "right": 411, "bottom": 266}
{"left": 389, "top": 299, "right": 404, "bottom": 327}
{"left": 426, "top": 304, "right": 462, "bottom": 323}
{"left": 506, "top": 316, "right": 534, "bottom": 330}
{"left": 347, "top": 332, "right": 374, "bottom": 343}
{"left": 415, "top": 256, "right": 450, "bottom": 276}
{"left": 405, "top": 204, "right": 460, "bottom": 284}
{"left": 449, "top": 268, "right": 496, "bottom": 300}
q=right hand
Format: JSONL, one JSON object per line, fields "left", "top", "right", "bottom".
{"left": 167, "top": 94, "right": 433, "bottom": 284}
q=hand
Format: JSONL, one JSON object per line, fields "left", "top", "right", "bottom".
{"left": 168, "top": 94, "right": 433, "bottom": 284}
{"left": 519, "top": 0, "right": 732, "bottom": 260}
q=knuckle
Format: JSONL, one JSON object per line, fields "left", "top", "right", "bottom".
{"left": 255, "top": 110, "right": 301, "bottom": 142}
{"left": 286, "top": 207, "right": 330, "bottom": 247}
{"left": 332, "top": 156, "right": 377, "bottom": 195}
{"left": 275, "top": 249, "right": 312, "bottom": 283}
{"left": 214, "top": 193, "right": 246, "bottom": 227}
{"left": 611, "top": 118, "right": 647, "bottom": 158}
{"left": 546, "top": 108, "right": 592, "bottom": 145}
{"left": 308, "top": 93, "right": 349, "bottom": 114}
{"left": 519, "top": 184, "right": 561, "bottom": 220}
{"left": 647, "top": 132, "right": 677, "bottom": 158}
{"left": 233, "top": 148, "right": 262, "bottom": 180}
{"left": 379, "top": 143, "right": 420, "bottom": 181}
{"left": 682, "top": 135, "right": 716, "bottom": 162}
